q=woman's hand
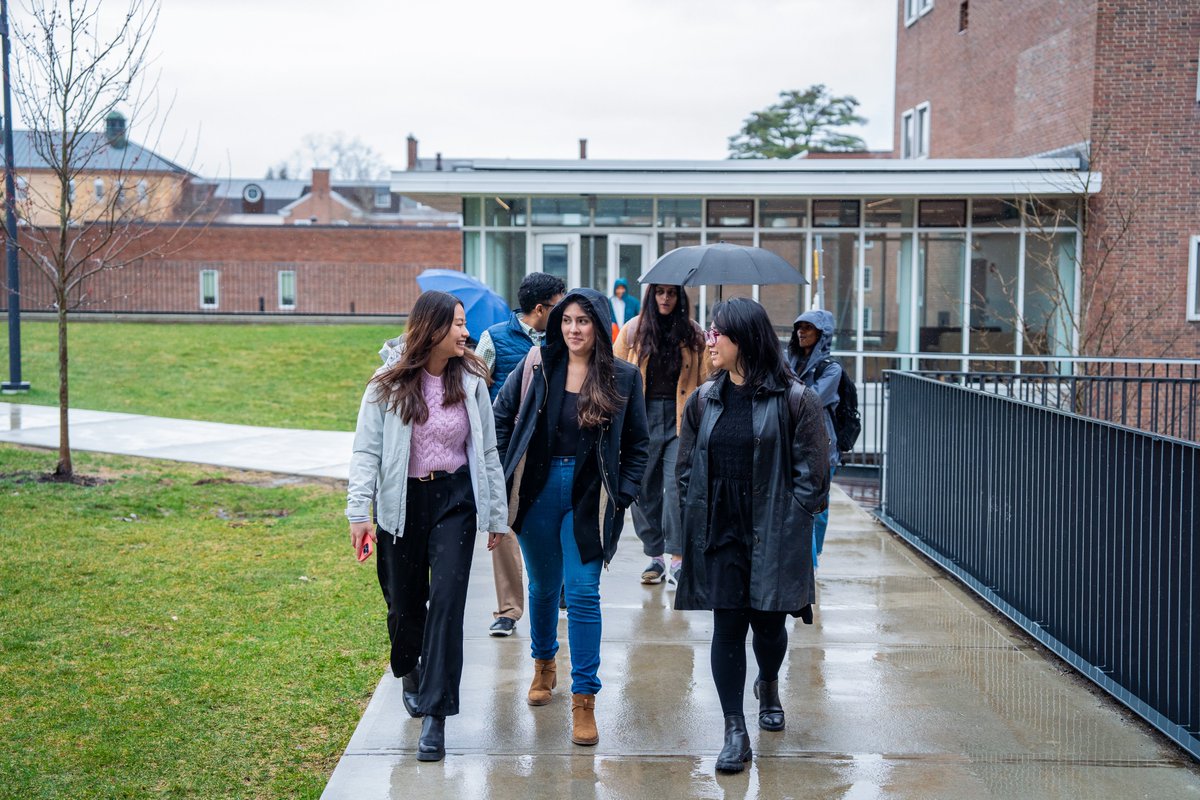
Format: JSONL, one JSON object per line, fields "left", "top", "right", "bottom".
{"left": 350, "top": 521, "right": 376, "bottom": 560}
{"left": 487, "top": 531, "right": 507, "bottom": 551}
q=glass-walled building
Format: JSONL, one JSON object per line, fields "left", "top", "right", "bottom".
{"left": 394, "top": 158, "right": 1094, "bottom": 381}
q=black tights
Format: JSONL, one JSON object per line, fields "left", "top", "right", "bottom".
{"left": 710, "top": 608, "right": 789, "bottom": 716}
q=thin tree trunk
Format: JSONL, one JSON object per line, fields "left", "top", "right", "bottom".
{"left": 55, "top": 293, "right": 71, "bottom": 478}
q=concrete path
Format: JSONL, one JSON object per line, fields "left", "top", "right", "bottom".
{"left": 0, "top": 402, "right": 353, "bottom": 478}
{"left": 2, "top": 402, "right": 1198, "bottom": 797}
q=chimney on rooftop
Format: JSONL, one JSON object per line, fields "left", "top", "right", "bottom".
{"left": 105, "top": 111, "right": 127, "bottom": 149}
{"left": 407, "top": 135, "right": 418, "bottom": 171}
{"left": 311, "top": 168, "right": 331, "bottom": 197}
{"left": 579, "top": 138, "right": 588, "bottom": 160}
{"left": 435, "top": 153, "right": 443, "bottom": 171}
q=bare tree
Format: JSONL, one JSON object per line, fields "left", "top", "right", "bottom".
{"left": 280, "top": 132, "right": 389, "bottom": 181}
{"left": 9, "top": 0, "right": 200, "bottom": 479}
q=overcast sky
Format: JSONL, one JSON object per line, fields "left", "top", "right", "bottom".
{"left": 22, "top": 0, "right": 900, "bottom": 178}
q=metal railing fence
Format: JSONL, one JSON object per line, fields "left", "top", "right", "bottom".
{"left": 879, "top": 371, "right": 1199, "bottom": 760}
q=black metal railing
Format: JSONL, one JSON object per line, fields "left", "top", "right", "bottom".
{"left": 879, "top": 371, "right": 1199, "bottom": 760}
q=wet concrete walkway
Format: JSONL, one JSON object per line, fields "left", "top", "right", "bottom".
{"left": 2, "top": 402, "right": 1197, "bottom": 797}
{"left": 323, "top": 491, "right": 1200, "bottom": 799}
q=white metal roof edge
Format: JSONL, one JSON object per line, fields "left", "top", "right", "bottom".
{"left": 390, "top": 167, "right": 1100, "bottom": 197}
{"left": 414, "top": 156, "right": 1082, "bottom": 173}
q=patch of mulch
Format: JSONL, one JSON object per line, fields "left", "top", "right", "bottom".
{"left": 0, "top": 470, "right": 109, "bottom": 486}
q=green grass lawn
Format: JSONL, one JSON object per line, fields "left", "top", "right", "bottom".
{"left": 0, "top": 321, "right": 404, "bottom": 430}
{"left": 0, "top": 444, "right": 382, "bottom": 799}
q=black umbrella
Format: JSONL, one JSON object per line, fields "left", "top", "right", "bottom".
{"left": 639, "top": 242, "right": 807, "bottom": 288}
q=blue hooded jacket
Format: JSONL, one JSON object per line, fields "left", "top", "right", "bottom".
{"left": 789, "top": 309, "right": 840, "bottom": 468}
{"left": 608, "top": 278, "right": 640, "bottom": 324}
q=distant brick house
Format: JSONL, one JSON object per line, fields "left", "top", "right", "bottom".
{"left": 894, "top": 0, "right": 1200, "bottom": 357}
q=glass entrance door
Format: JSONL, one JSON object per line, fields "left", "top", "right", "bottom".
{"left": 534, "top": 234, "right": 580, "bottom": 288}
{"left": 607, "top": 234, "right": 653, "bottom": 300}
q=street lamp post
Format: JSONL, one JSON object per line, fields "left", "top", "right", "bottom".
{"left": 0, "top": 0, "right": 28, "bottom": 393}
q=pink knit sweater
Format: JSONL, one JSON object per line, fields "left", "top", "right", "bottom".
{"left": 407, "top": 371, "right": 469, "bottom": 478}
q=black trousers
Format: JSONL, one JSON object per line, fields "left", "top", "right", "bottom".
{"left": 376, "top": 467, "right": 476, "bottom": 717}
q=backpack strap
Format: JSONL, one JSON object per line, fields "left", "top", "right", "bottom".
{"left": 519, "top": 345, "right": 542, "bottom": 407}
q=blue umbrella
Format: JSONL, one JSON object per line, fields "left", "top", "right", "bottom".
{"left": 416, "top": 269, "right": 511, "bottom": 339}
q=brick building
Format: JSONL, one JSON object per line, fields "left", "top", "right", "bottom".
{"left": 2, "top": 224, "right": 461, "bottom": 316}
{"left": 894, "top": 0, "right": 1200, "bottom": 357}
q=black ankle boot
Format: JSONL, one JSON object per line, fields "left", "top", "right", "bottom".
{"left": 715, "top": 714, "right": 752, "bottom": 773}
{"left": 401, "top": 669, "right": 424, "bottom": 719}
{"left": 754, "top": 678, "right": 785, "bottom": 731}
{"left": 417, "top": 714, "right": 445, "bottom": 762}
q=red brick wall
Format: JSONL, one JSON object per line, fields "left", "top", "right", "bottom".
{"left": 894, "top": 0, "right": 1097, "bottom": 157}
{"left": 1085, "top": 0, "right": 1200, "bottom": 357}
{"left": 2, "top": 224, "right": 462, "bottom": 316}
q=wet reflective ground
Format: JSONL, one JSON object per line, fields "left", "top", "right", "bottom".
{"left": 323, "top": 489, "right": 1200, "bottom": 799}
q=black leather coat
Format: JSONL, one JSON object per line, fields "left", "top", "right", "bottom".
{"left": 674, "top": 371, "right": 830, "bottom": 613}
{"left": 493, "top": 288, "right": 650, "bottom": 565}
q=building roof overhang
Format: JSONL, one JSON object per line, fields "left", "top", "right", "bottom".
{"left": 390, "top": 157, "right": 1100, "bottom": 198}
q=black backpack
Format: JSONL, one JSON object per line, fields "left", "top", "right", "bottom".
{"left": 815, "top": 358, "right": 861, "bottom": 453}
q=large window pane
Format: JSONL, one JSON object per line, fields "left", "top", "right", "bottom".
{"left": 657, "top": 199, "right": 702, "bottom": 228}
{"left": 485, "top": 232, "right": 526, "bottom": 310}
{"left": 759, "top": 198, "right": 807, "bottom": 228}
{"left": 968, "top": 234, "right": 1021, "bottom": 363}
{"left": 813, "top": 232, "right": 858, "bottom": 350}
{"left": 485, "top": 197, "right": 526, "bottom": 226}
{"left": 581, "top": 235, "right": 608, "bottom": 294}
{"left": 658, "top": 231, "right": 702, "bottom": 319}
{"left": 863, "top": 234, "right": 913, "bottom": 377}
{"left": 864, "top": 198, "right": 913, "bottom": 228}
{"left": 918, "top": 233, "right": 965, "bottom": 366}
{"left": 463, "top": 197, "right": 482, "bottom": 226}
{"left": 463, "top": 232, "right": 481, "bottom": 280}
{"left": 759, "top": 234, "right": 806, "bottom": 337}
{"left": 1024, "top": 232, "right": 1076, "bottom": 356}
{"left": 595, "top": 198, "right": 652, "bottom": 226}
{"left": 531, "top": 197, "right": 588, "bottom": 226}
{"left": 919, "top": 200, "right": 967, "bottom": 228}
{"left": 707, "top": 199, "right": 754, "bottom": 227}
{"left": 971, "top": 198, "right": 1019, "bottom": 228}
{"left": 813, "top": 200, "right": 860, "bottom": 227}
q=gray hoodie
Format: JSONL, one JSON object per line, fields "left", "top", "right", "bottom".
{"left": 788, "top": 309, "right": 841, "bottom": 469}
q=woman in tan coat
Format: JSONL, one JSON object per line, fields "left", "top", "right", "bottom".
{"left": 613, "top": 283, "right": 710, "bottom": 586}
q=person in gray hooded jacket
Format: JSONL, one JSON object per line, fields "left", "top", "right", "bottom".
{"left": 787, "top": 308, "right": 841, "bottom": 567}
{"left": 345, "top": 291, "right": 509, "bottom": 763}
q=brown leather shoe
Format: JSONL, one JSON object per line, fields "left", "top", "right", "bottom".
{"left": 527, "top": 658, "right": 557, "bottom": 706}
{"left": 571, "top": 693, "right": 599, "bottom": 746}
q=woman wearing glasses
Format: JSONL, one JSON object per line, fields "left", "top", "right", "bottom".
{"left": 675, "top": 297, "right": 830, "bottom": 773}
{"left": 613, "top": 283, "right": 709, "bottom": 587}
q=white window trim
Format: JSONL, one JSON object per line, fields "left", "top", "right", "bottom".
{"left": 200, "top": 269, "right": 219, "bottom": 309}
{"left": 1188, "top": 235, "right": 1200, "bottom": 321}
{"left": 900, "top": 109, "right": 915, "bottom": 159}
{"left": 863, "top": 264, "right": 874, "bottom": 291}
{"left": 93, "top": 178, "right": 105, "bottom": 201}
{"left": 278, "top": 269, "right": 297, "bottom": 310}
{"left": 863, "top": 305, "right": 873, "bottom": 330}
{"left": 915, "top": 101, "right": 932, "bottom": 159}
{"left": 905, "top": 0, "right": 934, "bottom": 26}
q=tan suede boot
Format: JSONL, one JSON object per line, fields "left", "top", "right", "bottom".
{"left": 527, "top": 658, "right": 557, "bottom": 706}
{"left": 571, "top": 693, "right": 599, "bottom": 746}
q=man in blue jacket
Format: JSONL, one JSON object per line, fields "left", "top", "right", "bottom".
{"left": 475, "top": 272, "right": 565, "bottom": 636}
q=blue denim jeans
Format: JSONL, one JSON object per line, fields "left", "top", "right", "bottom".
{"left": 518, "top": 456, "right": 603, "bottom": 695}
{"left": 813, "top": 466, "right": 837, "bottom": 567}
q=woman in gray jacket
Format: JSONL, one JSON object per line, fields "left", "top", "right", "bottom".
{"left": 346, "top": 290, "right": 509, "bottom": 763}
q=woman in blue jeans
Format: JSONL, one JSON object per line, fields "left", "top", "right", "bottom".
{"left": 493, "top": 287, "right": 649, "bottom": 747}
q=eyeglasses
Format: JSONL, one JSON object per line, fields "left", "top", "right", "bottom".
{"left": 704, "top": 326, "right": 723, "bottom": 346}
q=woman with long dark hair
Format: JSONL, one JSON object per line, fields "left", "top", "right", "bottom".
{"left": 613, "top": 283, "right": 708, "bottom": 586}
{"left": 675, "top": 297, "right": 830, "bottom": 774}
{"left": 493, "top": 288, "right": 649, "bottom": 747}
{"left": 346, "top": 290, "right": 509, "bottom": 762}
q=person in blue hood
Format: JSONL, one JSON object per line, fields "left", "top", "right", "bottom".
{"left": 608, "top": 278, "right": 640, "bottom": 325}
{"left": 493, "top": 286, "right": 649, "bottom": 748}
{"left": 787, "top": 309, "right": 841, "bottom": 567}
